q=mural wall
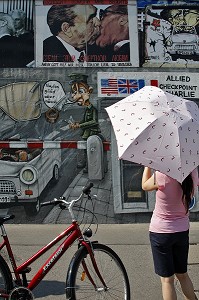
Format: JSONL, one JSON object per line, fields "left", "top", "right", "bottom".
{"left": 0, "top": 0, "right": 199, "bottom": 224}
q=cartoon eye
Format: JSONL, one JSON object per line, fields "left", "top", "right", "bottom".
{"left": 147, "top": 137, "right": 151, "bottom": 141}
{"left": 171, "top": 156, "right": 175, "bottom": 160}
{"left": 176, "top": 143, "right": 180, "bottom": 147}
{"left": 165, "top": 145, "right": 169, "bottom": 149}
{"left": 135, "top": 141, "right": 139, "bottom": 145}
{"left": 158, "top": 135, "right": 162, "bottom": 139}
{"left": 149, "top": 160, "right": 153, "bottom": 164}
{"left": 167, "top": 168, "right": 170, "bottom": 172}
{"left": 154, "top": 148, "right": 157, "bottom": 152}
{"left": 79, "top": 88, "right": 86, "bottom": 94}
{"left": 170, "top": 132, "right": 174, "bottom": 136}
{"left": 131, "top": 154, "right": 134, "bottom": 158}
{"left": 161, "top": 157, "right": 164, "bottom": 161}
{"left": 143, "top": 150, "right": 146, "bottom": 154}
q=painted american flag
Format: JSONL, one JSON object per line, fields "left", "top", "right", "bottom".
{"left": 101, "top": 79, "right": 118, "bottom": 95}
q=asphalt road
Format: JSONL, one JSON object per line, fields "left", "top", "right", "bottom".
{"left": 2, "top": 223, "right": 199, "bottom": 300}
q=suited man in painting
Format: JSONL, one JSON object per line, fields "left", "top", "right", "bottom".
{"left": 43, "top": 4, "right": 100, "bottom": 63}
{"left": 0, "top": 12, "right": 20, "bottom": 67}
{"left": 10, "top": 9, "right": 34, "bottom": 66}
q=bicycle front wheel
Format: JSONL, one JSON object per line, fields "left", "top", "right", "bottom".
{"left": 0, "top": 255, "right": 13, "bottom": 299}
{"left": 66, "top": 243, "right": 130, "bottom": 300}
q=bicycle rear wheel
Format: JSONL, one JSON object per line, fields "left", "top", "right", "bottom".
{"left": 66, "top": 243, "right": 130, "bottom": 300}
{"left": 0, "top": 255, "right": 13, "bottom": 299}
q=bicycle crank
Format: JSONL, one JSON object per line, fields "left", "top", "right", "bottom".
{"left": 9, "top": 287, "right": 34, "bottom": 300}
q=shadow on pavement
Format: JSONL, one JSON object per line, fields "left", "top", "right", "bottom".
{"left": 33, "top": 280, "right": 65, "bottom": 297}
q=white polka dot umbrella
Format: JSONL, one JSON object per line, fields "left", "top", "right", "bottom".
{"left": 105, "top": 86, "right": 199, "bottom": 183}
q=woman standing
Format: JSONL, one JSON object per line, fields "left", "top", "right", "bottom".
{"left": 142, "top": 167, "right": 198, "bottom": 300}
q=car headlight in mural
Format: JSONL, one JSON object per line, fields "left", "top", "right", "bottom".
{"left": 20, "top": 166, "right": 37, "bottom": 185}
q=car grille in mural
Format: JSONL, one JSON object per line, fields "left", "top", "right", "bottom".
{"left": 0, "top": 181, "right": 16, "bottom": 194}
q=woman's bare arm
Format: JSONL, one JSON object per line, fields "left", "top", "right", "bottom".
{"left": 142, "top": 167, "right": 158, "bottom": 191}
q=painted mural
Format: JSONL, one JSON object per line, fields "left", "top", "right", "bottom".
{"left": 0, "top": 0, "right": 198, "bottom": 223}
{"left": 137, "top": 0, "right": 199, "bottom": 67}
{"left": 35, "top": 0, "right": 139, "bottom": 67}
{"left": 0, "top": 73, "right": 112, "bottom": 223}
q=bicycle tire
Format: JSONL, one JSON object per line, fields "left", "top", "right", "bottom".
{"left": 66, "top": 242, "right": 130, "bottom": 300}
{"left": 0, "top": 255, "right": 13, "bottom": 299}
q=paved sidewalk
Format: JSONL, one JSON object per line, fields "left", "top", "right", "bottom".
{"left": 1, "top": 223, "right": 199, "bottom": 299}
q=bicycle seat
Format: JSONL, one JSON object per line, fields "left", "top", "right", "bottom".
{"left": 0, "top": 214, "right": 15, "bottom": 225}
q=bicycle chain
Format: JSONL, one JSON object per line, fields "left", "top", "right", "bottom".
{"left": 9, "top": 286, "right": 34, "bottom": 300}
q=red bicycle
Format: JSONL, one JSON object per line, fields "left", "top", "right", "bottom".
{"left": 0, "top": 182, "right": 130, "bottom": 300}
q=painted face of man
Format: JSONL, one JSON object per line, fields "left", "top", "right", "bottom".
{"left": 96, "top": 10, "right": 129, "bottom": 48}
{"left": 11, "top": 11, "right": 24, "bottom": 30}
{"left": 71, "top": 82, "right": 92, "bottom": 106}
{"left": 0, "top": 14, "right": 15, "bottom": 35}
{"left": 69, "top": 5, "right": 99, "bottom": 51}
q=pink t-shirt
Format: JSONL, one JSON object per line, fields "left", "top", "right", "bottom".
{"left": 149, "top": 169, "right": 198, "bottom": 233}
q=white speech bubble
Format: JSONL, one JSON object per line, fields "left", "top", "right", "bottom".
{"left": 43, "top": 80, "right": 66, "bottom": 110}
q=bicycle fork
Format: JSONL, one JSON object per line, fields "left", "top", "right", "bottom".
{"left": 81, "top": 241, "right": 108, "bottom": 292}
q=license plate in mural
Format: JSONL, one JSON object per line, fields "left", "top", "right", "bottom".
{"left": 0, "top": 196, "right": 10, "bottom": 203}
{"left": 177, "top": 51, "right": 194, "bottom": 55}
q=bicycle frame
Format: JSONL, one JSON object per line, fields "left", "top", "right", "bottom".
{"left": 0, "top": 221, "right": 84, "bottom": 292}
{"left": 0, "top": 184, "right": 109, "bottom": 298}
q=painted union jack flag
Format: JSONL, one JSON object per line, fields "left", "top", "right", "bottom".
{"left": 118, "top": 79, "right": 145, "bottom": 94}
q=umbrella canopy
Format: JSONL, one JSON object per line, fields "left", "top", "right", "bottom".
{"left": 106, "top": 86, "right": 199, "bottom": 183}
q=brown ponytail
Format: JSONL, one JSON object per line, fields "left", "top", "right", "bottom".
{"left": 181, "top": 174, "right": 194, "bottom": 213}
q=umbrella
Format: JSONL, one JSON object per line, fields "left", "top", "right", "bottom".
{"left": 105, "top": 86, "right": 199, "bottom": 183}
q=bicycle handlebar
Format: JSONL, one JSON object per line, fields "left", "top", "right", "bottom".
{"left": 41, "top": 182, "right": 94, "bottom": 208}
{"left": 41, "top": 199, "right": 64, "bottom": 207}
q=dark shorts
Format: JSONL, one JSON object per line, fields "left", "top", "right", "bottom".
{"left": 149, "top": 230, "right": 189, "bottom": 277}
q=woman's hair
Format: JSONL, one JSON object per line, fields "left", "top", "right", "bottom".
{"left": 181, "top": 174, "right": 194, "bottom": 213}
